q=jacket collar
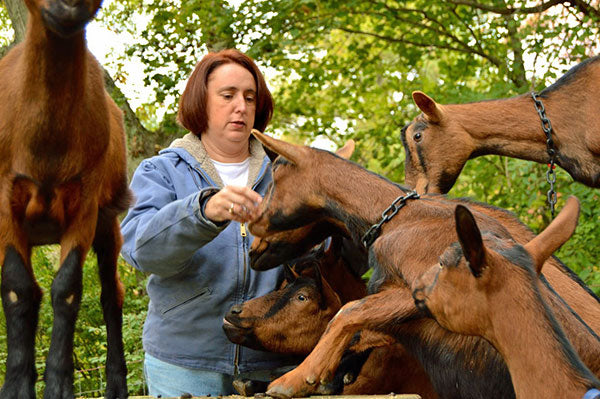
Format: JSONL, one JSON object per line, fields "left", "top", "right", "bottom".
{"left": 168, "top": 133, "right": 268, "bottom": 189}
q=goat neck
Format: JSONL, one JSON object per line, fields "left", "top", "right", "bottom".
{"left": 487, "top": 266, "right": 599, "bottom": 398}
{"left": 21, "top": 8, "right": 88, "bottom": 103}
{"left": 408, "top": 57, "right": 600, "bottom": 192}
{"left": 319, "top": 160, "right": 415, "bottom": 245}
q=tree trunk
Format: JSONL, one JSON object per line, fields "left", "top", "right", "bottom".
{"left": 4, "top": 0, "right": 27, "bottom": 42}
{"left": 504, "top": 14, "right": 528, "bottom": 90}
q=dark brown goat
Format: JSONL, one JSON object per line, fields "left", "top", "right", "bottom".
{"left": 402, "top": 55, "right": 600, "bottom": 194}
{"left": 412, "top": 197, "right": 600, "bottom": 398}
{"left": 0, "top": 0, "right": 130, "bottom": 398}
{"left": 247, "top": 129, "right": 600, "bottom": 399}
{"left": 225, "top": 237, "right": 437, "bottom": 398}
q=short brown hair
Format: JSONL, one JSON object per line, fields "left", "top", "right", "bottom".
{"left": 178, "top": 49, "right": 273, "bottom": 136}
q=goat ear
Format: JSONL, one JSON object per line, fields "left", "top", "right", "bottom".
{"left": 524, "top": 196, "right": 580, "bottom": 274}
{"left": 309, "top": 241, "right": 327, "bottom": 263}
{"left": 455, "top": 205, "right": 486, "bottom": 278}
{"left": 252, "top": 129, "right": 307, "bottom": 165}
{"left": 327, "top": 236, "right": 344, "bottom": 258}
{"left": 313, "top": 264, "right": 323, "bottom": 293}
{"left": 264, "top": 146, "right": 279, "bottom": 163}
{"left": 314, "top": 264, "right": 342, "bottom": 309}
{"left": 283, "top": 263, "right": 299, "bottom": 282}
{"left": 336, "top": 139, "right": 355, "bottom": 159}
{"left": 412, "top": 91, "right": 443, "bottom": 123}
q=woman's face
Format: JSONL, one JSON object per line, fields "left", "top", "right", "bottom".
{"left": 204, "top": 63, "right": 257, "bottom": 147}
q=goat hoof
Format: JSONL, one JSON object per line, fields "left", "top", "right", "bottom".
{"left": 104, "top": 382, "right": 128, "bottom": 398}
{"left": 0, "top": 380, "right": 36, "bottom": 399}
{"left": 233, "top": 378, "right": 268, "bottom": 396}
{"left": 317, "top": 383, "right": 336, "bottom": 395}
{"left": 305, "top": 375, "right": 316, "bottom": 385}
{"left": 343, "top": 372, "right": 356, "bottom": 385}
{"left": 266, "top": 385, "right": 295, "bottom": 399}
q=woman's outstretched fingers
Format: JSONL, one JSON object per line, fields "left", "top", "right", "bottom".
{"left": 204, "top": 186, "right": 263, "bottom": 223}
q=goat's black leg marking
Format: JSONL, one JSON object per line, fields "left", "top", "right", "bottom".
{"left": 1, "top": 246, "right": 42, "bottom": 399}
{"left": 43, "top": 247, "right": 83, "bottom": 399}
{"left": 94, "top": 215, "right": 127, "bottom": 399}
{"left": 320, "top": 346, "right": 373, "bottom": 394}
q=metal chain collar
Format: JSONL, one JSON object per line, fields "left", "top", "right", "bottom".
{"left": 531, "top": 92, "right": 558, "bottom": 218}
{"left": 361, "top": 191, "right": 420, "bottom": 248}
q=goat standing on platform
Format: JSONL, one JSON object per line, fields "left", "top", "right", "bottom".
{"left": 402, "top": 56, "right": 600, "bottom": 194}
{"left": 0, "top": 0, "right": 130, "bottom": 397}
{"left": 412, "top": 197, "right": 600, "bottom": 399}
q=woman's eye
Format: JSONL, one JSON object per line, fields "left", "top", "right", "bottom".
{"left": 246, "top": 96, "right": 256, "bottom": 103}
{"left": 414, "top": 132, "right": 423, "bottom": 142}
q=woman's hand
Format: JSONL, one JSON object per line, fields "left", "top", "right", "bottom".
{"left": 204, "top": 185, "right": 263, "bottom": 223}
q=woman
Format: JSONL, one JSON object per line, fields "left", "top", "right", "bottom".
{"left": 120, "top": 49, "right": 294, "bottom": 397}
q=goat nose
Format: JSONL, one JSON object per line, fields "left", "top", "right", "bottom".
{"left": 230, "top": 304, "right": 243, "bottom": 315}
{"left": 60, "top": 0, "right": 81, "bottom": 7}
{"left": 412, "top": 288, "right": 428, "bottom": 311}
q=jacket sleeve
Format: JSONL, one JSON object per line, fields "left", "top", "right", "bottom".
{"left": 120, "top": 159, "right": 228, "bottom": 277}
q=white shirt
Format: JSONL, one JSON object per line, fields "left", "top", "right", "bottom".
{"left": 211, "top": 158, "right": 251, "bottom": 187}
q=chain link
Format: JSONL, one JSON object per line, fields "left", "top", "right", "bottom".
{"left": 361, "top": 191, "right": 420, "bottom": 247}
{"left": 531, "top": 92, "right": 558, "bottom": 218}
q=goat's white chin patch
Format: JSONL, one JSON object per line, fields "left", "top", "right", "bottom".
{"left": 66, "top": 294, "right": 75, "bottom": 305}
{"left": 8, "top": 291, "right": 18, "bottom": 303}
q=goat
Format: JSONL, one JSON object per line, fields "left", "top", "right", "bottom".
{"left": 401, "top": 55, "right": 600, "bottom": 194}
{"left": 247, "top": 129, "right": 600, "bottom": 399}
{"left": 225, "top": 236, "right": 437, "bottom": 398}
{"left": 0, "top": 0, "right": 130, "bottom": 397}
{"left": 412, "top": 197, "right": 600, "bottom": 399}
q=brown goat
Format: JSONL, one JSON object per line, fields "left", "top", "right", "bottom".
{"left": 412, "top": 197, "right": 600, "bottom": 398}
{"left": 402, "top": 55, "right": 600, "bottom": 194}
{"left": 0, "top": 0, "right": 130, "bottom": 398}
{"left": 247, "top": 129, "right": 600, "bottom": 399}
{"left": 225, "top": 237, "right": 437, "bottom": 398}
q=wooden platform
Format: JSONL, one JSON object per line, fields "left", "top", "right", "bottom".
{"left": 124, "top": 395, "right": 421, "bottom": 399}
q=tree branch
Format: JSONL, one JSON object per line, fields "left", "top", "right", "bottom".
{"left": 569, "top": 0, "right": 600, "bottom": 19}
{"left": 336, "top": 26, "right": 503, "bottom": 68}
{"left": 446, "top": 0, "right": 565, "bottom": 15}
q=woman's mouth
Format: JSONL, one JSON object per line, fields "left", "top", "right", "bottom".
{"left": 230, "top": 121, "right": 246, "bottom": 129}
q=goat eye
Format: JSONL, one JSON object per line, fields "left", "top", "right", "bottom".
{"left": 297, "top": 294, "right": 307, "bottom": 301}
{"left": 414, "top": 132, "right": 423, "bottom": 142}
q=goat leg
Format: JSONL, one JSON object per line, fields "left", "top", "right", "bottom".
{"left": 43, "top": 247, "right": 84, "bottom": 399}
{"left": 0, "top": 245, "right": 42, "bottom": 399}
{"left": 94, "top": 214, "right": 128, "bottom": 399}
{"left": 267, "top": 288, "right": 419, "bottom": 398}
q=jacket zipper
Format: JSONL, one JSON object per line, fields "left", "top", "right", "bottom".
{"left": 234, "top": 158, "right": 268, "bottom": 373}
{"left": 234, "top": 222, "right": 248, "bottom": 375}
{"left": 190, "top": 161, "right": 264, "bottom": 374}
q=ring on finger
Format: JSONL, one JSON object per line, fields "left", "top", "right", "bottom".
{"left": 229, "top": 202, "right": 235, "bottom": 214}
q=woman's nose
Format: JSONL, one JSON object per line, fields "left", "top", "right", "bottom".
{"left": 233, "top": 94, "right": 247, "bottom": 113}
